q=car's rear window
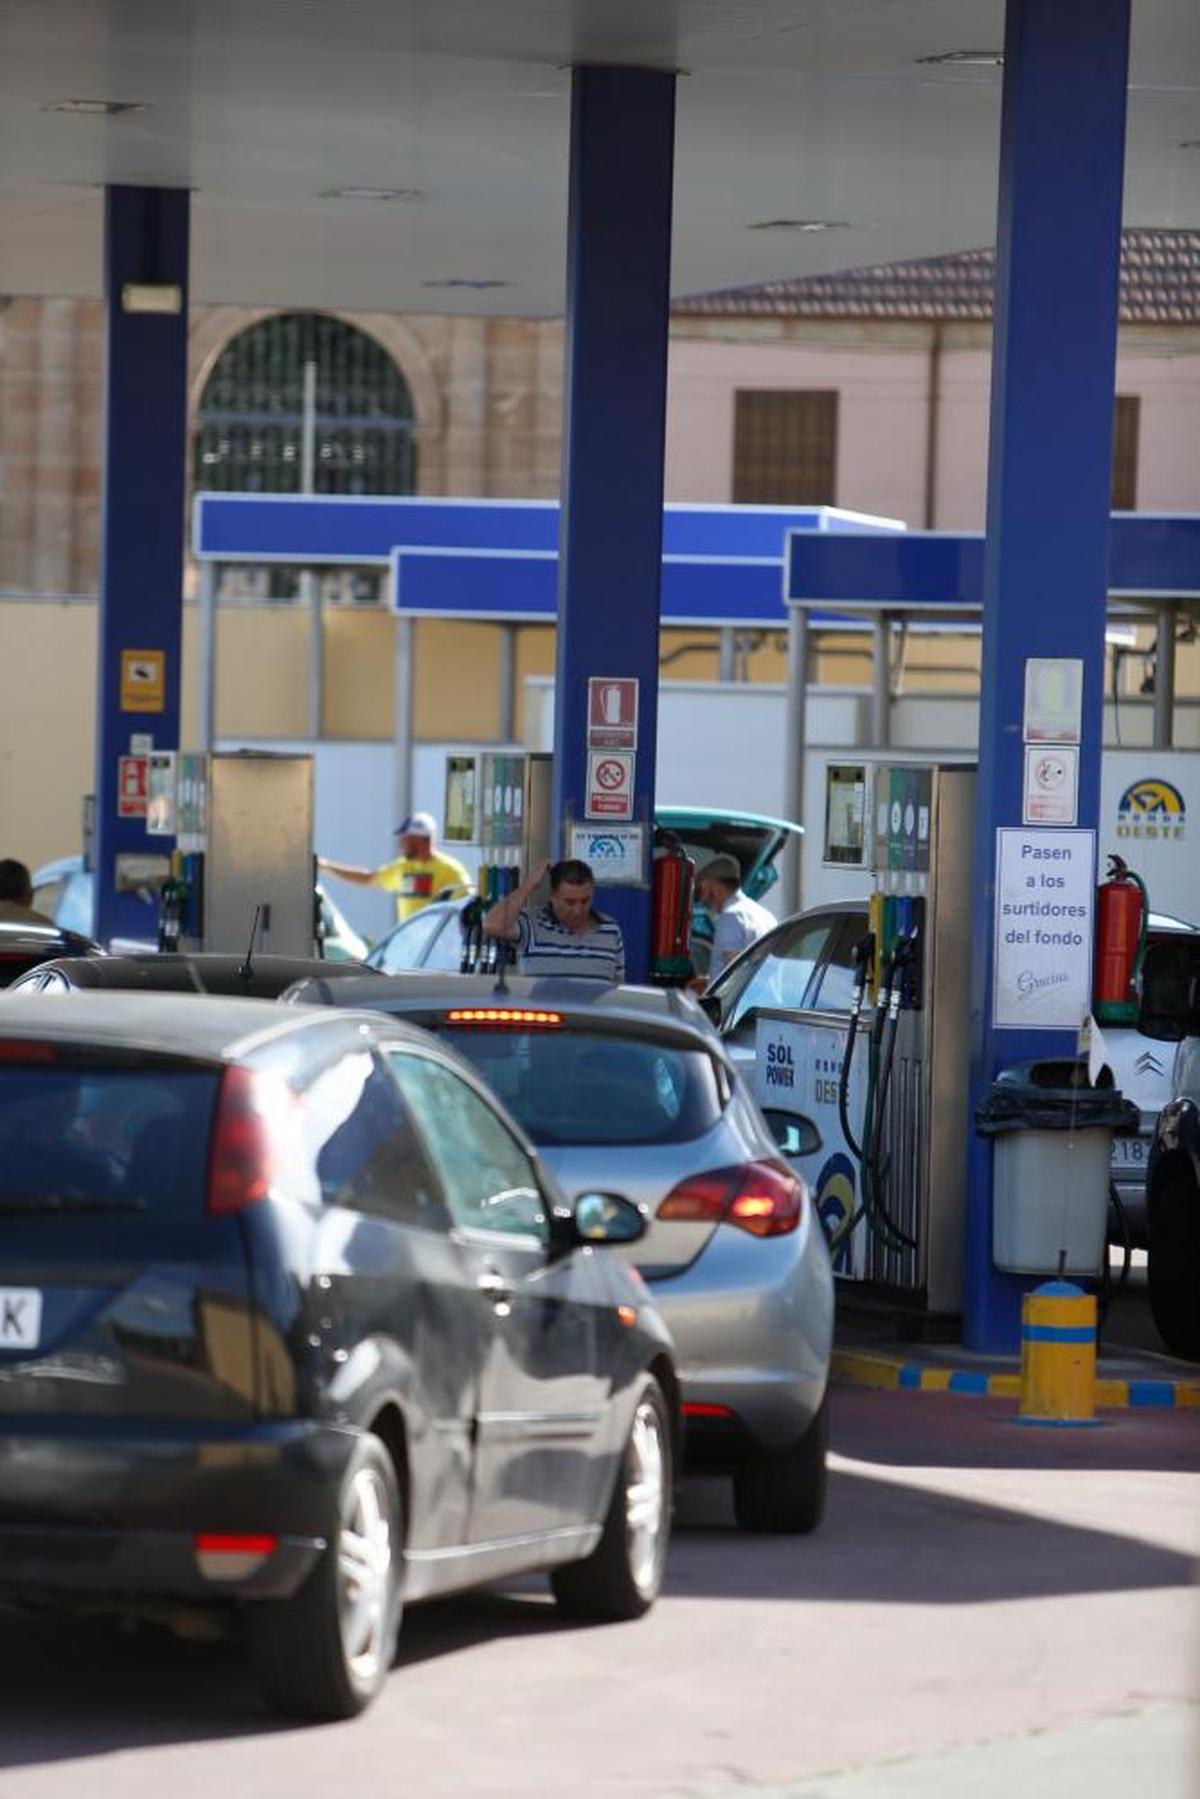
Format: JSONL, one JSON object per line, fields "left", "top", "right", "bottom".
{"left": 440, "top": 1026, "right": 723, "bottom": 1146}
{"left": 0, "top": 1065, "right": 219, "bottom": 1217}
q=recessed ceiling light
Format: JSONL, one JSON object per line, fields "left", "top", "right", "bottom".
{"left": 916, "top": 50, "right": 1004, "bottom": 67}
{"left": 422, "top": 278, "right": 512, "bottom": 290}
{"left": 45, "top": 98, "right": 150, "bottom": 116}
{"left": 747, "top": 219, "right": 848, "bottom": 233}
{"left": 320, "top": 186, "right": 426, "bottom": 201}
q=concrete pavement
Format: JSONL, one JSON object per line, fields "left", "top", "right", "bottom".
{"left": 0, "top": 1385, "right": 1195, "bottom": 1798}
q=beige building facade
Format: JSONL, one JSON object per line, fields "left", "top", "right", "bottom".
{"left": 3, "top": 233, "right": 1200, "bottom": 866}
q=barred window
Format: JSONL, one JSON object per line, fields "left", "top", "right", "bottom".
{"left": 732, "top": 390, "right": 838, "bottom": 505}
{"left": 1111, "top": 395, "right": 1139, "bottom": 511}
{"left": 194, "top": 313, "right": 416, "bottom": 496}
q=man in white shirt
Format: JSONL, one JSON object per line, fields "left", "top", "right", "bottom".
{"left": 698, "top": 855, "right": 774, "bottom": 979}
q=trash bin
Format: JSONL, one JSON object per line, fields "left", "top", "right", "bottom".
{"left": 975, "top": 1060, "right": 1139, "bottom": 1277}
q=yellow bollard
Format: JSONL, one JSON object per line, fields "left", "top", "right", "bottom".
{"left": 1018, "top": 1281, "right": 1099, "bottom": 1427}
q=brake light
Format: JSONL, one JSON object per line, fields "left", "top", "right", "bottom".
{"left": 0, "top": 1040, "right": 54, "bottom": 1062}
{"left": 193, "top": 1531, "right": 278, "bottom": 1581}
{"left": 446, "top": 1008, "right": 563, "bottom": 1029}
{"left": 194, "top": 1532, "right": 277, "bottom": 1556}
{"left": 206, "top": 1066, "right": 295, "bottom": 1216}
{"left": 656, "top": 1160, "right": 803, "bottom": 1238}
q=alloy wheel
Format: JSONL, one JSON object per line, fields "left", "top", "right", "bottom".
{"left": 337, "top": 1463, "right": 395, "bottom": 1681}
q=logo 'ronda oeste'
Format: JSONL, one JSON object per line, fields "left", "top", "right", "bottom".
{"left": 1116, "top": 778, "right": 1186, "bottom": 843}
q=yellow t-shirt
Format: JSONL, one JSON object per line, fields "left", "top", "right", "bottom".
{"left": 372, "top": 851, "right": 471, "bottom": 923}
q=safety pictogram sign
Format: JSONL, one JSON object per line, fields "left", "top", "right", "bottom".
{"left": 586, "top": 749, "right": 635, "bottom": 821}
{"left": 118, "top": 754, "right": 149, "bottom": 818}
{"left": 587, "top": 677, "right": 639, "bottom": 750}
{"left": 121, "top": 649, "right": 166, "bottom": 713}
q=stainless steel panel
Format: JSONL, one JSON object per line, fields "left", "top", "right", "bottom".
{"left": 204, "top": 754, "right": 315, "bottom": 956}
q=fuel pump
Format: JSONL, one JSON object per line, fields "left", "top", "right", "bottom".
{"left": 754, "top": 758, "right": 976, "bottom": 1323}
{"left": 147, "top": 751, "right": 315, "bottom": 954}
{"left": 443, "top": 749, "right": 552, "bottom": 975}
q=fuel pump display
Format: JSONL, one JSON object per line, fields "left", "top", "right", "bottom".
{"left": 444, "top": 750, "right": 552, "bottom": 973}
{"left": 754, "top": 760, "right": 976, "bottom": 1323}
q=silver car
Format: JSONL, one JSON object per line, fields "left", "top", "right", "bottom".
{"left": 286, "top": 972, "right": 835, "bottom": 1534}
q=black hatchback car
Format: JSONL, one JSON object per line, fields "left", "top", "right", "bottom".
{"left": 8, "top": 949, "right": 377, "bottom": 999}
{"left": 0, "top": 994, "right": 676, "bottom": 1719}
{"left": 0, "top": 918, "right": 103, "bottom": 988}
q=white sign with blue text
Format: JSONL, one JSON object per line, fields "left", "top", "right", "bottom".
{"left": 994, "top": 827, "right": 1095, "bottom": 1031}
{"left": 568, "top": 824, "right": 646, "bottom": 886}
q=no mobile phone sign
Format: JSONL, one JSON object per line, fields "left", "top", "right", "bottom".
{"left": 586, "top": 750, "right": 635, "bottom": 820}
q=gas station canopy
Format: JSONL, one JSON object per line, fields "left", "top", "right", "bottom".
{"left": 3, "top": 1, "right": 1198, "bottom": 315}
{"left": 192, "top": 493, "right": 903, "bottom": 628}
{"left": 785, "top": 515, "right": 1200, "bottom": 618}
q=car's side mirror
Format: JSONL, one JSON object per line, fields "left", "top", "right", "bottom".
{"left": 571, "top": 1191, "right": 647, "bottom": 1246}
{"left": 1137, "top": 941, "right": 1200, "bottom": 1042}
{"left": 762, "top": 1108, "right": 822, "bottom": 1158}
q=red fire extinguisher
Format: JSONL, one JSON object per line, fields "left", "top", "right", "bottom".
{"left": 651, "top": 831, "right": 696, "bottom": 985}
{"left": 1093, "top": 853, "right": 1149, "bottom": 1025}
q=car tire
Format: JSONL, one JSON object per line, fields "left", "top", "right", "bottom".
{"left": 1147, "top": 1174, "right": 1200, "bottom": 1362}
{"left": 551, "top": 1376, "right": 672, "bottom": 1622}
{"left": 246, "top": 1434, "right": 403, "bottom": 1720}
{"left": 733, "top": 1392, "right": 829, "bottom": 1535}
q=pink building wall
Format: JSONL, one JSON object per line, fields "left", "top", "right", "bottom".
{"left": 664, "top": 327, "right": 1200, "bottom": 526}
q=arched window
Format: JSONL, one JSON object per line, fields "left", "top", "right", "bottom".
{"left": 194, "top": 313, "right": 416, "bottom": 495}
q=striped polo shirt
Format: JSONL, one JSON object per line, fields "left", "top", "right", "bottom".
{"left": 514, "top": 903, "right": 625, "bottom": 982}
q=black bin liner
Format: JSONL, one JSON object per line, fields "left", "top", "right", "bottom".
{"left": 975, "top": 1057, "right": 1140, "bottom": 1137}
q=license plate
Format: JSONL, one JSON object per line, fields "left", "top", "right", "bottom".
{"left": 0, "top": 1290, "right": 43, "bottom": 1350}
{"left": 1111, "top": 1138, "right": 1148, "bottom": 1173}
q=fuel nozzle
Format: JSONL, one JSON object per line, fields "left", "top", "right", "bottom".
{"left": 851, "top": 931, "right": 876, "bottom": 1012}
{"left": 888, "top": 930, "right": 919, "bottom": 1018}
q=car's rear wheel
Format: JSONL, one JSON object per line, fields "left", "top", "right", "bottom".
{"left": 551, "top": 1376, "right": 672, "bottom": 1621}
{"left": 733, "top": 1392, "right": 829, "bottom": 1534}
{"left": 1147, "top": 1174, "right": 1200, "bottom": 1361}
{"left": 246, "top": 1435, "right": 402, "bottom": 1720}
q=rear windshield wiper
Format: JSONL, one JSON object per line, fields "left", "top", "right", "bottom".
{"left": 0, "top": 1195, "right": 148, "bottom": 1214}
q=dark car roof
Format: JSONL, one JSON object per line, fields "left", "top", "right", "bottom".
{"left": 0, "top": 989, "right": 434, "bottom": 1063}
{"left": 15, "top": 951, "right": 376, "bottom": 998}
{"left": 0, "top": 918, "right": 104, "bottom": 985}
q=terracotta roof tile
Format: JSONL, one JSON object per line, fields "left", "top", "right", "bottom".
{"left": 674, "top": 229, "right": 1200, "bottom": 324}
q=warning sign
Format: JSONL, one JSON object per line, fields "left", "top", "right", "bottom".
{"left": 587, "top": 677, "right": 639, "bottom": 749}
{"left": 121, "top": 649, "right": 165, "bottom": 714}
{"left": 586, "top": 750, "right": 635, "bottom": 821}
{"left": 1023, "top": 744, "right": 1079, "bottom": 826}
{"left": 118, "top": 754, "right": 149, "bottom": 818}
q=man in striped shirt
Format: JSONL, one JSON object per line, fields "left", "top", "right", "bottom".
{"left": 482, "top": 857, "right": 625, "bottom": 983}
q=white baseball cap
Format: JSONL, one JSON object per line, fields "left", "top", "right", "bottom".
{"left": 395, "top": 810, "right": 436, "bottom": 838}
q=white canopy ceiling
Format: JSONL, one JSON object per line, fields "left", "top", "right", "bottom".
{"left": 0, "top": 0, "right": 1197, "bottom": 313}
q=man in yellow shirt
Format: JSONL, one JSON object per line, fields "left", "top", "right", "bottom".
{"left": 318, "top": 811, "right": 471, "bottom": 925}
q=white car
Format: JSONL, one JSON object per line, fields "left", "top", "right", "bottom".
{"left": 705, "top": 899, "right": 1200, "bottom": 1247}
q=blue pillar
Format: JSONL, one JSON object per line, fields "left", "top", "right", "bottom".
{"left": 554, "top": 67, "right": 676, "bottom": 982}
{"left": 965, "top": 0, "right": 1130, "bottom": 1351}
{"left": 95, "top": 186, "right": 190, "bottom": 946}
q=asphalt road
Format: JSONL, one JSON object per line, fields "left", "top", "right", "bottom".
{"left": 1, "top": 1386, "right": 1196, "bottom": 1799}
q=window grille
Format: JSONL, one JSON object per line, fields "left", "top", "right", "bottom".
{"left": 732, "top": 390, "right": 838, "bottom": 505}
{"left": 1111, "top": 395, "right": 1140, "bottom": 511}
{"left": 195, "top": 313, "right": 416, "bottom": 496}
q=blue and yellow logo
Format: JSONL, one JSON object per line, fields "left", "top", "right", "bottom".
{"left": 815, "top": 1151, "right": 858, "bottom": 1276}
{"left": 1117, "top": 778, "right": 1186, "bottom": 843}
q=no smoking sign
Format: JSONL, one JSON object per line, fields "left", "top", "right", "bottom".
{"left": 586, "top": 749, "right": 635, "bottom": 821}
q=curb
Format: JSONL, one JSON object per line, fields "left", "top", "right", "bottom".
{"left": 831, "top": 1348, "right": 1200, "bottom": 1409}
